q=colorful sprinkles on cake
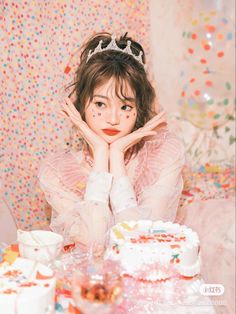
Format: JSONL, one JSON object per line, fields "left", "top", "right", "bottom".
{"left": 129, "top": 232, "right": 186, "bottom": 244}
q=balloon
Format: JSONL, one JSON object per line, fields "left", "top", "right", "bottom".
{"left": 178, "top": 70, "right": 235, "bottom": 129}
{"left": 182, "top": 11, "right": 235, "bottom": 73}
{"left": 179, "top": 11, "right": 235, "bottom": 129}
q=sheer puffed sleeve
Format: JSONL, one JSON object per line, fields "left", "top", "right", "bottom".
{"left": 38, "top": 150, "right": 113, "bottom": 246}
{"left": 110, "top": 128, "right": 185, "bottom": 223}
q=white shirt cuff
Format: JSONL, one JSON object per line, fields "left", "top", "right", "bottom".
{"left": 84, "top": 171, "right": 113, "bottom": 203}
{"left": 110, "top": 176, "right": 137, "bottom": 213}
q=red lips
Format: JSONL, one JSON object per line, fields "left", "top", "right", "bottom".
{"left": 102, "top": 129, "right": 121, "bottom": 136}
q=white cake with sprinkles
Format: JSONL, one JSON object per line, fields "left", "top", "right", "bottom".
{"left": 105, "top": 220, "right": 201, "bottom": 281}
{"left": 0, "top": 257, "right": 55, "bottom": 314}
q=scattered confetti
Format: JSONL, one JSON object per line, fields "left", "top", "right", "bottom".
{"left": 179, "top": 163, "right": 235, "bottom": 208}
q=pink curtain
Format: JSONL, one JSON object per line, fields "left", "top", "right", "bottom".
{"left": 0, "top": 0, "right": 150, "bottom": 230}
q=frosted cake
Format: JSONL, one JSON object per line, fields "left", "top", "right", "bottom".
{"left": 0, "top": 257, "right": 55, "bottom": 314}
{"left": 105, "top": 220, "right": 201, "bottom": 281}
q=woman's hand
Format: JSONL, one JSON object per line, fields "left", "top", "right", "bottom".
{"left": 60, "top": 97, "right": 109, "bottom": 171}
{"left": 110, "top": 111, "right": 166, "bottom": 154}
{"left": 109, "top": 111, "right": 166, "bottom": 178}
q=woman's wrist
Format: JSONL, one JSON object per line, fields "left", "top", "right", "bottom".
{"left": 109, "top": 148, "right": 126, "bottom": 178}
{"left": 93, "top": 148, "right": 109, "bottom": 172}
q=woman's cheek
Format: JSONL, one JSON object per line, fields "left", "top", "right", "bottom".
{"left": 91, "top": 108, "right": 103, "bottom": 118}
{"left": 120, "top": 111, "right": 137, "bottom": 120}
{"left": 85, "top": 109, "right": 104, "bottom": 131}
{"left": 120, "top": 112, "right": 137, "bottom": 132}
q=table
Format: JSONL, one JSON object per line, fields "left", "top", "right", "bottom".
{"left": 0, "top": 244, "right": 216, "bottom": 314}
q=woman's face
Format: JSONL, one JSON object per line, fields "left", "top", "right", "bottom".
{"left": 84, "top": 77, "right": 137, "bottom": 144}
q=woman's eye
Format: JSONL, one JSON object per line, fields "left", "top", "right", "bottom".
{"left": 95, "top": 102, "right": 106, "bottom": 109}
{"left": 121, "top": 104, "right": 133, "bottom": 111}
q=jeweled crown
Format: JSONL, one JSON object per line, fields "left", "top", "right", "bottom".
{"left": 86, "top": 35, "right": 144, "bottom": 65}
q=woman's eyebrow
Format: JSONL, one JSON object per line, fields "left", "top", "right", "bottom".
{"left": 122, "top": 97, "right": 135, "bottom": 102}
{"left": 93, "top": 94, "right": 135, "bottom": 103}
{"left": 93, "top": 94, "right": 108, "bottom": 99}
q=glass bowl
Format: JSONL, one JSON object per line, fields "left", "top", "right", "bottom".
{"left": 72, "top": 265, "right": 123, "bottom": 314}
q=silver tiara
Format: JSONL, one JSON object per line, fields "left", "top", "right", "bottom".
{"left": 86, "top": 34, "right": 144, "bottom": 65}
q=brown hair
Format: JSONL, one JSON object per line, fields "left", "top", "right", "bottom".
{"left": 68, "top": 32, "right": 156, "bottom": 154}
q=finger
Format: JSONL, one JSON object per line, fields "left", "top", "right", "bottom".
{"left": 62, "top": 102, "right": 77, "bottom": 118}
{"left": 65, "top": 97, "right": 75, "bottom": 107}
{"left": 149, "top": 116, "right": 167, "bottom": 127}
{"left": 68, "top": 114, "right": 84, "bottom": 130}
{"left": 61, "top": 102, "right": 71, "bottom": 114}
{"left": 145, "top": 111, "right": 166, "bottom": 124}
{"left": 137, "top": 112, "right": 166, "bottom": 132}
{"left": 144, "top": 113, "right": 166, "bottom": 127}
{"left": 153, "top": 120, "right": 167, "bottom": 130}
{"left": 134, "top": 130, "right": 157, "bottom": 138}
{"left": 65, "top": 98, "right": 82, "bottom": 117}
{"left": 155, "top": 110, "right": 166, "bottom": 118}
{"left": 148, "top": 110, "right": 166, "bottom": 121}
{"left": 124, "top": 131, "right": 157, "bottom": 151}
{"left": 141, "top": 117, "right": 167, "bottom": 132}
{"left": 59, "top": 109, "right": 69, "bottom": 116}
{"left": 62, "top": 103, "right": 83, "bottom": 126}
{"left": 126, "top": 130, "right": 157, "bottom": 141}
{"left": 60, "top": 105, "right": 94, "bottom": 143}
{"left": 135, "top": 119, "right": 166, "bottom": 135}
{"left": 68, "top": 114, "right": 94, "bottom": 141}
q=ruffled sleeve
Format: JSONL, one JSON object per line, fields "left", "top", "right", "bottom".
{"left": 110, "top": 128, "right": 185, "bottom": 223}
{"left": 38, "top": 150, "right": 113, "bottom": 246}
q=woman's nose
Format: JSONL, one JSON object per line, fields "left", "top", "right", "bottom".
{"left": 106, "top": 109, "right": 120, "bottom": 125}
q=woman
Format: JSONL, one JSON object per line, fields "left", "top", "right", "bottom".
{"left": 38, "top": 32, "right": 185, "bottom": 248}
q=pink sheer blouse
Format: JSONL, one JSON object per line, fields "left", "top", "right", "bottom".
{"left": 38, "top": 126, "right": 185, "bottom": 246}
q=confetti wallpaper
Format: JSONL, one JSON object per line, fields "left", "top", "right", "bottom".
{"left": 0, "top": 0, "right": 150, "bottom": 229}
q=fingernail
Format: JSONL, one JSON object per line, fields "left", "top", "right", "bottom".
{"left": 65, "top": 97, "right": 73, "bottom": 105}
{"left": 58, "top": 110, "right": 67, "bottom": 117}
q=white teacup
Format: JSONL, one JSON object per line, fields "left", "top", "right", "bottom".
{"left": 17, "top": 229, "right": 63, "bottom": 263}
